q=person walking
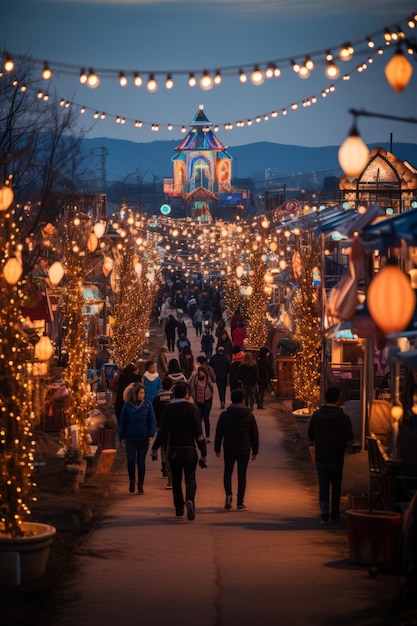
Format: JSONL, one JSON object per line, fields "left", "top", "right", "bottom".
{"left": 256, "top": 346, "right": 275, "bottom": 409}
{"left": 156, "top": 346, "right": 169, "bottom": 377}
{"left": 179, "top": 344, "right": 194, "bottom": 380}
{"left": 201, "top": 329, "right": 215, "bottom": 361}
{"left": 165, "top": 358, "right": 188, "bottom": 388}
{"left": 142, "top": 360, "right": 162, "bottom": 403}
{"left": 238, "top": 351, "right": 258, "bottom": 410}
{"left": 152, "top": 377, "right": 174, "bottom": 486}
{"left": 151, "top": 382, "right": 207, "bottom": 521}
{"left": 214, "top": 388, "right": 259, "bottom": 511}
{"left": 119, "top": 382, "right": 157, "bottom": 495}
{"left": 231, "top": 322, "right": 246, "bottom": 348}
{"left": 216, "top": 330, "right": 233, "bottom": 359}
{"left": 165, "top": 314, "right": 178, "bottom": 352}
{"left": 230, "top": 345, "right": 245, "bottom": 392}
{"left": 193, "top": 307, "right": 203, "bottom": 336}
{"left": 209, "top": 346, "right": 231, "bottom": 409}
{"left": 189, "top": 365, "right": 214, "bottom": 442}
{"left": 307, "top": 386, "right": 354, "bottom": 524}
{"left": 114, "top": 362, "right": 142, "bottom": 423}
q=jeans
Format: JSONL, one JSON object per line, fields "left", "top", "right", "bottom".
{"left": 216, "top": 378, "right": 228, "bottom": 405}
{"left": 125, "top": 438, "right": 149, "bottom": 485}
{"left": 316, "top": 461, "right": 343, "bottom": 519}
{"left": 223, "top": 449, "right": 250, "bottom": 505}
{"left": 169, "top": 447, "right": 198, "bottom": 513}
{"left": 243, "top": 384, "right": 256, "bottom": 409}
{"left": 256, "top": 385, "right": 267, "bottom": 408}
{"left": 197, "top": 398, "right": 212, "bottom": 438}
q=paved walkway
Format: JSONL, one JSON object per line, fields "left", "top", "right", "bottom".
{"left": 38, "top": 320, "right": 401, "bottom": 626}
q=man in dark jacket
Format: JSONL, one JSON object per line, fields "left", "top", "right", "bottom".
{"left": 209, "top": 346, "right": 231, "bottom": 409}
{"left": 308, "top": 386, "right": 354, "bottom": 524}
{"left": 214, "top": 388, "right": 259, "bottom": 511}
{"left": 151, "top": 382, "right": 207, "bottom": 520}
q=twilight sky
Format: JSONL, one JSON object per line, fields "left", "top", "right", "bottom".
{"left": 3, "top": 0, "right": 417, "bottom": 147}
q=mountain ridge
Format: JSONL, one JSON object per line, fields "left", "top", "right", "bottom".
{"left": 83, "top": 137, "right": 417, "bottom": 183}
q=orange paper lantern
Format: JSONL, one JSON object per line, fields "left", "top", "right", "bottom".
{"left": 367, "top": 265, "right": 416, "bottom": 334}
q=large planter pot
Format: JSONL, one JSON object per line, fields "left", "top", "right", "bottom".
{"left": 0, "top": 521, "right": 56, "bottom": 585}
{"left": 292, "top": 408, "right": 312, "bottom": 440}
{"left": 345, "top": 509, "right": 402, "bottom": 566}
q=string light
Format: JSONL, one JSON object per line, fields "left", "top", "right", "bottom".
{"left": 0, "top": 30, "right": 409, "bottom": 139}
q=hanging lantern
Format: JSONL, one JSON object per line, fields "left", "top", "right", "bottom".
{"left": 103, "top": 257, "right": 113, "bottom": 276}
{"left": 93, "top": 221, "right": 106, "bottom": 238}
{"left": 385, "top": 49, "right": 413, "bottom": 92}
{"left": 269, "top": 241, "right": 278, "bottom": 252}
{"left": 292, "top": 251, "right": 301, "bottom": 278}
{"left": 134, "top": 262, "right": 142, "bottom": 278}
{"left": 48, "top": 261, "right": 64, "bottom": 286}
{"left": 245, "top": 285, "right": 253, "bottom": 296}
{"left": 236, "top": 265, "right": 244, "bottom": 278}
{"left": 367, "top": 265, "right": 416, "bottom": 334}
{"left": 3, "top": 257, "right": 22, "bottom": 284}
{"left": 264, "top": 272, "right": 274, "bottom": 284}
{"left": 34, "top": 335, "right": 54, "bottom": 361}
{"left": 87, "top": 232, "right": 99, "bottom": 252}
{"left": 338, "top": 122, "right": 369, "bottom": 178}
{"left": 0, "top": 185, "right": 14, "bottom": 211}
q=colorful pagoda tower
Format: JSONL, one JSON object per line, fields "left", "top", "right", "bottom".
{"left": 163, "top": 105, "right": 234, "bottom": 220}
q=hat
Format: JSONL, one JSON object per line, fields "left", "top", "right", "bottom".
{"left": 232, "top": 350, "right": 245, "bottom": 363}
{"left": 216, "top": 346, "right": 225, "bottom": 352}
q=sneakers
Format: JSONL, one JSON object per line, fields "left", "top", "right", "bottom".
{"left": 129, "top": 480, "right": 135, "bottom": 493}
{"left": 206, "top": 437, "right": 211, "bottom": 443}
{"left": 237, "top": 503, "right": 247, "bottom": 511}
{"left": 225, "top": 495, "right": 233, "bottom": 510}
{"left": 320, "top": 514, "right": 329, "bottom": 525}
{"left": 166, "top": 480, "right": 172, "bottom": 490}
{"left": 220, "top": 403, "right": 225, "bottom": 410}
{"left": 175, "top": 508, "right": 184, "bottom": 517}
{"left": 186, "top": 500, "right": 195, "bottom": 521}
{"left": 138, "top": 483, "right": 144, "bottom": 495}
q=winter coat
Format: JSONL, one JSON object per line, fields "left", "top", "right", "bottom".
{"left": 238, "top": 363, "right": 258, "bottom": 387}
{"left": 209, "top": 352, "right": 231, "bottom": 381}
{"left": 214, "top": 403, "right": 259, "bottom": 454}
{"left": 189, "top": 370, "right": 214, "bottom": 403}
{"left": 119, "top": 398, "right": 157, "bottom": 442}
{"left": 152, "top": 388, "right": 174, "bottom": 428}
{"left": 143, "top": 371, "right": 162, "bottom": 403}
{"left": 229, "top": 362, "right": 242, "bottom": 391}
{"left": 232, "top": 325, "right": 246, "bottom": 347}
{"left": 308, "top": 405, "right": 354, "bottom": 464}
{"left": 152, "top": 399, "right": 207, "bottom": 460}
{"left": 256, "top": 347, "right": 275, "bottom": 388}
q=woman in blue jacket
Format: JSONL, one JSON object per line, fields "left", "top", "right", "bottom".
{"left": 119, "top": 383, "right": 157, "bottom": 494}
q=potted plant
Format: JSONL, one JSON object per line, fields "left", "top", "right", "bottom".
{"left": 0, "top": 185, "right": 56, "bottom": 585}
{"left": 289, "top": 234, "right": 322, "bottom": 437}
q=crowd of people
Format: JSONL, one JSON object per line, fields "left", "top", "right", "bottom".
{"left": 111, "top": 280, "right": 354, "bottom": 527}
{"left": 112, "top": 282, "right": 275, "bottom": 520}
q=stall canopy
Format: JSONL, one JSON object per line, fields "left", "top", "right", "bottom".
{"left": 284, "top": 204, "right": 383, "bottom": 238}
{"left": 359, "top": 208, "right": 417, "bottom": 252}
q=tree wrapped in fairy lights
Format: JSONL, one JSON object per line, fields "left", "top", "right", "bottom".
{"left": 0, "top": 185, "right": 37, "bottom": 536}
{"left": 244, "top": 245, "right": 270, "bottom": 350}
{"left": 110, "top": 210, "right": 161, "bottom": 368}
{"left": 290, "top": 232, "right": 322, "bottom": 412}
{"left": 54, "top": 214, "right": 105, "bottom": 454}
